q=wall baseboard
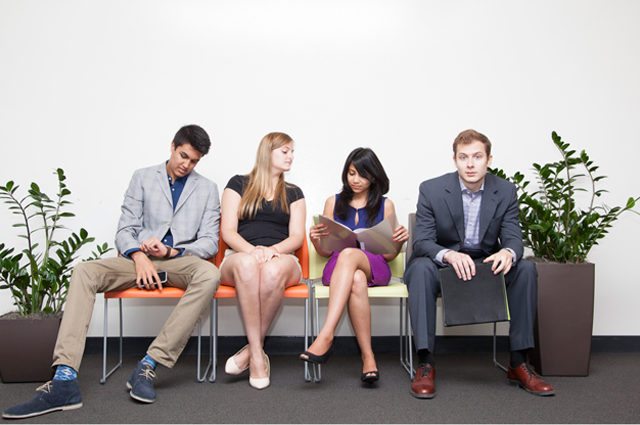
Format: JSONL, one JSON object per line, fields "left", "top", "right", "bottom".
{"left": 85, "top": 335, "right": 640, "bottom": 357}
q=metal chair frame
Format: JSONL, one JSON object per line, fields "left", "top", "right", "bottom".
{"left": 209, "top": 236, "right": 312, "bottom": 383}
{"left": 100, "top": 289, "right": 214, "bottom": 384}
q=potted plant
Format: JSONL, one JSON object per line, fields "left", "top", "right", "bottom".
{"left": 491, "top": 132, "right": 638, "bottom": 376}
{"left": 0, "top": 168, "right": 111, "bottom": 382}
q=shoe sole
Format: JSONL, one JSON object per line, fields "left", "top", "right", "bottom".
{"left": 126, "top": 381, "right": 156, "bottom": 404}
{"left": 508, "top": 379, "right": 555, "bottom": 396}
{"left": 410, "top": 390, "right": 436, "bottom": 399}
{"left": 249, "top": 379, "right": 271, "bottom": 390}
{"left": 2, "top": 402, "right": 83, "bottom": 419}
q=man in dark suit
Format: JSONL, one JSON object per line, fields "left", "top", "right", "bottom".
{"left": 404, "top": 129, "right": 554, "bottom": 399}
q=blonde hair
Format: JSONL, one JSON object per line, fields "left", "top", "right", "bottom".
{"left": 239, "top": 132, "right": 293, "bottom": 219}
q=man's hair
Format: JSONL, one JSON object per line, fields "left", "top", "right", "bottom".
{"left": 453, "top": 129, "right": 491, "bottom": 156}
{"left": 172, "top": 125, "right": 211, "bottom": 156}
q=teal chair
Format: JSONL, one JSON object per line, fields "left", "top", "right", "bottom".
{"left": 308, "top": 239, "right": 413, "bottom": 382}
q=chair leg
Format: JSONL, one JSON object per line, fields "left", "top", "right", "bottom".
{"left": 304, "top": 297, "right": 311, "bottom": 382}
{"left": 493, "top": 322, "right": 508, "bottom": 372}
{"left": 400, "top": 298, "right": 414, "bottom": 378}
{"left": 209, "top": 298, "right": 218, "bottom": 382}
{"left": 196, "top": 299, "right": 214, "bottom": 382}
{"left": 101, "top": 298, "right": 123, "bottom": 384}
{"left": 407, "top": 304, "right": 414, "bottom": 378}
{"left": 312, "top": 295, "right": 322, "bottom": 382}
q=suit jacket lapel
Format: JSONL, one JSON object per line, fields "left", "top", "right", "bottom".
{"left": 478, "top": 174, "right": 498, "bottom": 242}
{"left": 443, "top": 173, "right": 465, "bottom": 242}
{"left": 155, "top": 165, "right": 173, "bottom": 207}
{"left": 174, "top": 171, "right": 200, "bottom": 213}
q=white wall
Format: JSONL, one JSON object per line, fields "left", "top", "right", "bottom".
{"left": 1, "top": 0, "right": 639, "bottom": 338}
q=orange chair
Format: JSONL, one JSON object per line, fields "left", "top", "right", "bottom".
{"left": 101, "top": 284, "right": 214, "bottom": 384}
{"left": 210, "top": 236, "right": 311, "bottom": 382}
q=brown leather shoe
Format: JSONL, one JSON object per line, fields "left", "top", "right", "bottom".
{"left": 507, "top": 363, "right": 555, "bottom": 396}
{"left": 410, "top": 364, "right": 436, "bottom": 399}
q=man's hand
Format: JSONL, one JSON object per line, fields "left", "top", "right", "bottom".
{"left": 443, "top": 250, "right": 475, "bottom": 281}
{"left": 483, "top": 249, "right": 514, "bottom": 275}
{"left": 140, "top": 237, "right": 168, "bottom": 258}
{"left": 131, "top": 251, "right": 163, "bottom": 291}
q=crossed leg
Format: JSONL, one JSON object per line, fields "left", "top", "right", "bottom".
{"left": 221, "top": 253, "right": 301, "bottom": 378}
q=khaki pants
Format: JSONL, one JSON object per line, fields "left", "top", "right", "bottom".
{"left": 52, "top": 256, "right": 220, "bottom": 370}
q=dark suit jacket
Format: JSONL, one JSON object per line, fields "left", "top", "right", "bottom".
{"left": 411, "top": 172, "right": 524, "bottom": 263}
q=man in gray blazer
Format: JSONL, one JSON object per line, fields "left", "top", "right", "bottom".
{"left": 405, "top": 129, "right": 554, "bottom": 399}
{"left": 3, "top": 125, "right": 221, "bottom": 419}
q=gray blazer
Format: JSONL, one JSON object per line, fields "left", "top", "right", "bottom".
{"left": 115, "top": 163, "right": 220, "bottom": 259}
{"left": 411, "top": 172, "right": 524, "bottom": 262}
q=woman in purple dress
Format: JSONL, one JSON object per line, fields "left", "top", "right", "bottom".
{"left": 299, "top": 148, "right": 408, "bottom": 384}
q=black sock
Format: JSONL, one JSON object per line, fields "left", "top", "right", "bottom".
{"left": 417, "top": 349, "right": 434, "bottom": 366}
{"left": 510, "top": 349, "right": 527, "bottom": 367}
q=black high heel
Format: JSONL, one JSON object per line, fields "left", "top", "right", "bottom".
{"left": 361, "top": 370, "right": 380, "bottom": 384}
{"left": 299, "top": 343, "right": 334, "bottom": 364}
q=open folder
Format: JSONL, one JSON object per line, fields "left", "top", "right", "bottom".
{"left": 313, "top": 214, "right": 401, "bottom": 255}
{"left": 438, "top": 263, "right": 510, "bottom": 327}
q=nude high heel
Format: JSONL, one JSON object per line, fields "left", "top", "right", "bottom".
{"left": 249, "top": 352, "right": 270, "bottom": 390}
{"left": 225, "top": 344, "right": 250, "bottom": 375}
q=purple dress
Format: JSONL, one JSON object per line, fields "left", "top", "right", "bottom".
{"left": 321, "top": 195, "right": 392, "bottom": 287}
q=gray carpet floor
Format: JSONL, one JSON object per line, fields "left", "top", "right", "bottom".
{"left": 1, "top": 351, "right": 639, "bottom": 423}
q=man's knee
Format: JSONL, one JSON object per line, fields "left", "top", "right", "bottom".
{"left": 514, "top": 258, "right": 537, "bottom": 282}
{"left": 191, "top": 260, "right": 221, "bottom": 295}
{"left": 405, "top": 257, "right": 439, "bottom": 289}
{"left": 70, "top": 261, "right": 101, "bottom": 291}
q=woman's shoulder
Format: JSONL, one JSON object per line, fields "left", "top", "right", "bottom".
{"left": 225, "top": 174, "right": 248, "bottom": 193}
{"left": 382, "top": 197, "right": 396, "bottom": 218}
{"left": 323, "top": 194, "right": 337, "bottom": 211}
{"left": 284, "top": 181, "right": 304, "bottom": 200}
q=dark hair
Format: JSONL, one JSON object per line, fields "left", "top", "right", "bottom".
{"left": 335, "top": 148, "right": 390, "bottom": 227}
{"left": 172, "top": 124, "right": 211, "bottom": 156}
{"left": 453, "top": 129, "right": 491, "bottom": 156}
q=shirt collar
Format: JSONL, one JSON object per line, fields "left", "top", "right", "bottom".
{"left": 167, "top": 172, "right": 189, "bottom": 185}
{"left": 458, "top": 176, "right": 484, "bottom": 194}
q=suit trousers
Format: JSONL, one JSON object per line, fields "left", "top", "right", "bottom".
{"left": 52, "top": 256, "right": 220, "bottom": 371}
{"left": 404, "top": 257, "right": 537, "bottom": 353}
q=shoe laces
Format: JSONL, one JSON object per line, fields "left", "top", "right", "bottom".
{"left": 139, "top": 367, "right": 157, "bottom": 381}
{"left": 36, "top": 381, "right": 53, "bottom": 394}
{"left": 420, "top": 364, "right": 433, "bottom": 377}
{"left": 519, "top": 364, "right": 540, "bottom": 381}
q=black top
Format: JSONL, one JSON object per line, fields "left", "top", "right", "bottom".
{"left": 225, "top": 174, "right": 304, "bottom": 246}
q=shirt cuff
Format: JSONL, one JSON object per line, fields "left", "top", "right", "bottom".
{"left": 435, "top": 249, "right": 450, "bottom": 267}
{"left": 175, "top": 247, "right": 185, "bottom": 257}
{"left": 123, "top": 247, "right": 141, "bottom": 258}
{"left": 505, "top": 248, "right": 516, "bottom": 263}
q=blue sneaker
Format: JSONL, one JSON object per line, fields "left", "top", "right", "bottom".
{"left": 126, "top": 361, "right": 157, "bottom": 403}
{"left": 2, "top": 380, "right": 82, "bottom": 419}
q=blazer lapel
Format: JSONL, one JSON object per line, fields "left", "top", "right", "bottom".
{"left": 174, "top": 172, "right": 200, "bottom": 213}
{"left": 155, "top": 165, "right": 173, "bottom": 207}
{"left": 443, "top": 173, "right": 465, "bottom": 242}
{"left": 478, "top": 174, "right": 499, "bottom": 242}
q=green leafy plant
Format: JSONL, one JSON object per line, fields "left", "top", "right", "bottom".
{"left": 491, "top": 131, "right": 639, "bottom": 263}
{"left": 0, "top": 168, "right": 111, "bottom": 316}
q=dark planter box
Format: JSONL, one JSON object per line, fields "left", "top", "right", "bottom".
{"left": 0, "top": 315, "right": 60, "bottom": 383}
{"left": 530, "top": 262, "right": 595, "bottom": 376}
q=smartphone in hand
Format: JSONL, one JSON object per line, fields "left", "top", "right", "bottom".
{"left": 156, "top": 270, "right": 168, "bottom": 285}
